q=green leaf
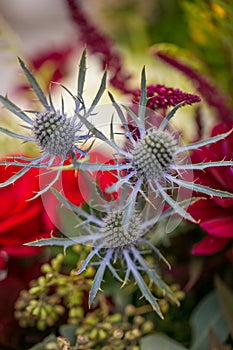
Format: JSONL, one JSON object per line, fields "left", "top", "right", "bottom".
{"left": 59, "top": 325, "right": 77, "bottom": 346}
{"left": 190, "top": 292, "right": 229, "bottom": 350}
{"left": 178, "top": 129, "right": 233, "bottom": 152}
{"left": 157, "top": 181, "right": 197, "bottom": 223}
{"left": 141, "top": 334, "right": 188, "bottom": 350}
{"left": 215, "top": 276, "right": 233, "bottom": 338}
{"left": 176, "top": 161, "right": 233, "bottom": 170}
{"left": 89, "top": 250, "right": 112, "bottom": 307}
{"left": 18, "top": 57, "right": 50, "bottom": 109}
{"left": 77, "top": 48, "right": 87, "bottom": 98}
{"left": 123, "top": 250, "right": 163, "bottom": 319}
{"left": 121, "top": 104, "right": 144, "bottom": 130}
{"left": 86, "top": 70, "right": 107, "bottom": 118}
{"left": 0, "top": 126, "right": 32, "bottom": 141}
{"left": 25, "top": 237, "right": 76, "bottom": 249}
{"left": 159, "top": 102, "right": 184, "bottom": 130}
{"left": 0, "top": 166, "right": 31, "bottom": 187}
{"left": 29, "top": 334, "right": 57, "bottom": 350}
{"left": 108, "top": 91, "right": 130, "bottom": 134}
{"left": 0, "top": 95, "right": 33, "bottom": 124}
{"left": 138, "top": 66, "right": 147, "bottom": 128}
{"left": 168, "top": 175, "right": 233, "bottom": 198}
{"left": 131, "top": 247, "right": 179, "bottom": 306}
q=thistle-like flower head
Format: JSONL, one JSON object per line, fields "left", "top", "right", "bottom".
{"left": 0, "top": 50, "right": 107, "bottom": 198}
{"left": 102, "top": 210, "right": 143, "bottom": 248}
{"left": 33, "top": 110, "right": 80, "bottom": 157}
{"left": 131, "top": 129, "right": 178, "bottom": 181}
{"left": 28, "top": 186, "right": 182, "bottom": 318}
{"left": 73, "top": 67, "right": 233, "bottom": 224}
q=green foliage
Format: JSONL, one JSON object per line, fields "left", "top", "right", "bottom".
{"left": 28, "top": 302, "right": 155, "bottom": 350}
{"left": 141, "top": 334, "right": 188, "bottom": 350}
{"left": 15, "top": 252, "right": 94, "bottom": 331}
{"left": 190, "top": 291, "right": 229, "bottom": 350}
{"left": 180, "top": 0, "right": 233, "bottom": 93}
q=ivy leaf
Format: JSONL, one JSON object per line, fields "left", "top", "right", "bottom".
{"left": 190, "top": 292, "right": 229, "bottom": 350}
{"left": 215, "top": 276, "right": 233, "bottom": 338}
{"left": 141, "top": 334, "right": 188, "bottom": 350}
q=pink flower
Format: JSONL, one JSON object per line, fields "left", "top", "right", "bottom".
{"left": 188, "top": 124, "right": 233, "bottom": 255}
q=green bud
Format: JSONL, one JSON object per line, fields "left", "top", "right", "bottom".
{"left": 86, "top": 315, "right": 99, "bottom": 326}
{"left": 37, "top": 319, "right": 47, "bottom": 331}
{"left": 125, "top": 304, "right": 136, "bottom": 316}
{"left": 125, "top": 328, "right": 141, "bottom": 341}
{"left": 108, "top": 313, "right": 122, "bottom": 323}
{"left": 84, "top": 266, "right": 95, "bottom": 277}
{"left": 40, "top": 306, "right": 48, "bottom": 320}
{"left": 134, "top": 316, "right": 144, "bottom": 325}
{"left": 113, "top": 329, "right": 124, "bottom": 339}
{"left": 102, "top": 322, "right": 112, "bottom": 331}
{"left": 32, "top": 306, "right": 41, "bottom": 316}
{"left": 38, "top": 276, "right": 46, "bottom": 286}
{"left": 89, "top": 328, "right": 98, "bottom": 340}
{"left": 41, "top": 263, "right": 52, "bottom": 274}
{"left": 132, "top": 328, "right": 142, "bottom": 338}
{"left": 176, "top": 291, "right": 185, "bottom": 300}
{"left": 43, "top": 304, "right": 53, "bottom": 314}
{"left": 54, "top": 305, "right": 65, "bottom": 315}
{"left": 51, "top": 254, "right": 64, "bottom": 272}
{"left": 142, "top": 321, "right": 154, "bottom": 334}
{"left": 29, "top": 286, "right": 42, "bottom": 295}
{"left": 98, "top": 329, "right": 108, "bottom": 341}
{"left": 69, "top": 306, "right": 84, "bottom": 318}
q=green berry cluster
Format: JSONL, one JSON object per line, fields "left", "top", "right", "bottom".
{"left": 34, "top": 306, "right": 154, "bottom": 350}
{"left": 15, "top": 252, "right": 95, "bottom": 331}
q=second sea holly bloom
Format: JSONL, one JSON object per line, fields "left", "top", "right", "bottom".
{"left": 0, "top": 50, "right": 106, "bottom": 198}
{"left": 73, "top": 67, "right": 233, "bottom": 224}
{"left": 28, "top": 182, "right": 184, "bottom": 318}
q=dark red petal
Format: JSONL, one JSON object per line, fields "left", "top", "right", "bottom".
{"left": 192, "top": 236, "right": 229, "bottom": 255}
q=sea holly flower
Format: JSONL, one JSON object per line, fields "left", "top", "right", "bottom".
{"left": 27, "top": 185, "right": 187, "bottom": 318}
{"left": 72, "top": 67, "right": 233, "bottom": 223}
{"left": 0, "top": 50, "right": 106, "bottom": 198}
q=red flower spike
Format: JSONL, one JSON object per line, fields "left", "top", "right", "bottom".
{"left": 154, "top": 51, "right": 233, "bottom": 124}
{"left": 132, "top": 84, "right": 201, "bottom": 110}
{"left": 65, "top": 0, "right": 133, "bottom": 94}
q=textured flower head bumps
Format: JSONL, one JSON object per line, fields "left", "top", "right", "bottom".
{"left": 0, "top": 50, "right": 106, "bottom": 198}
{"left": 1, "top": 51, "right": 233, "bottom": 316}
{"left": 72, "top": 67, "right": 233, "bottom": 225}
{"left": 29, "top": 183, "right": 182, "bottom": 318}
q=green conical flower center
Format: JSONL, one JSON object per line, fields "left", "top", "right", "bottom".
{"left": 102, "top": 211, "right": 142, "bottom": 248}
{"left": 33, "top": 111, "right": 76, "bottom": 157}
{"left": 131, "top": 129, "right": 178, "bottom": 180}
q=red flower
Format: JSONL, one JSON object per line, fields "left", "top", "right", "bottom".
{"left": 0, "top": 151, "right": 118, "bottom": 261}
{"left": 0, "top": 159, "right": 55, "bottom": 259}
{"left": 188, "top": 125, "right": 233, "bottom": 255}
